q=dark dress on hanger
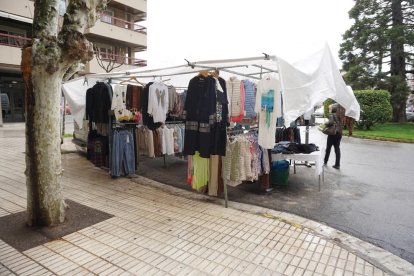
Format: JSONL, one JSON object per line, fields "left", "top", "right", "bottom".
{"left": 183, "top": 75, "right": 228, "bottom": 158}
{"left": 209, "top": 77, "right": 229, "bottom": 156}
{"left": 183, "top": 75, "right": 216, "bottom": 158}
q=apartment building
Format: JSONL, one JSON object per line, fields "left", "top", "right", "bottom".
{"left": 0, "top": 0, "right": 147, "bottom": 122}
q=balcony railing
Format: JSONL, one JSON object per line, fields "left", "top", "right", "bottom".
{"left": 0, "top": 33, "right": 31, "bottom": 48}
{"left": 99, "top": 13, "right": 147, "bottom": 34}
{"left": 94, "top": 51, "right": 147, "bottom": 67}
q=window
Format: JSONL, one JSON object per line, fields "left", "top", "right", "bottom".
{"left": 97, "top": 45, "right": 114, "bottom": 61}
{"left": 125, "top": 13, "right": 133, "bottom": 29}
{"left": 101, "top": 9, "right": 114, "bottom": 24}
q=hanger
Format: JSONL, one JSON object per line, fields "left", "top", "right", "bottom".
{"left": 120, "top": 76, "right": 143, "bottom": 86}
{"left": 198, "top": 70, "right": 210, "bottom": 77}
{"left": 209, "top": 70, "right": 219, "bottom": 78}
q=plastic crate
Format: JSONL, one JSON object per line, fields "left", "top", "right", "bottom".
{"left": 270, "top": 160, "right": 290, "bottom": 185}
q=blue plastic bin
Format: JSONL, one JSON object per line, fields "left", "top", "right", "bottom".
{"left": 270, "top": 160, "right": 290, "bottom": 185}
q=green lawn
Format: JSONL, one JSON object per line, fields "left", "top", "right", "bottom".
{"left": 350, "top": 123, "right": 414, "bottom": 143}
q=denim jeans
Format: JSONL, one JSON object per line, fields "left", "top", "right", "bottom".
{"left": 111, "top": 129, "right": 135, "bottom": 177}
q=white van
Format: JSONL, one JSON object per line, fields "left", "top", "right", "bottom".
{"left": 1, "top": 93, "right": 10, "bottom": 117}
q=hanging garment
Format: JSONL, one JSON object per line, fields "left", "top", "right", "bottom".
{"left": 209, "top": 77, "right": 229, "bottom": 156}
{"left": 148, "top": 81, "right": 169, "bottom": 123}
{"left": 111, "top": 84, "right": 133, "bottom": 120}
{"left": 192, "top": 151, "right": 209, "bottom": 192}
{"left": 141, "top": 82, "right": 162, "bottom": 130}
{"left": 152, "top": 129, "right": 162, "bottom": 156}
{"left": 208, "top": 155, "right": 220, "bottom": 197}
{"left": 136, "top": 126, "right": 155, "bottom": 157}
{"left": 226, "top": 76, "right": 245, "bottom": 122}
{"left": 126, "top": 84, "right": 142, "bottom": 110}
{"left": 168, "top": 86, "right": 177, "bottom": 113}
{"left": 255, "top": 78, "right": 282, "bottom": 149}
{"left": 171, "top": 125, "right": 181, "bottom": 153}
{"left": 243, "top": 80, "right": 256, "bottom": 119}
{"left": 183, "top": 75, "right": 217, "bottom": 158}
{"left": 176, "top": 90, "right": 187, "bottom": 119}
{"left": 87, "top": 130, "right": 109, "bottom": 168}
{"left": 111, "top": 129, "right": 135, "bottom": 177}
{"left": 161, "top": 126, "right": 175, "bottom": 155}
{"left": 222, "top": 135, "right": 257, "bottom": 187}
{"left": 86, "top": 82, "right": 113, "bottom": 124}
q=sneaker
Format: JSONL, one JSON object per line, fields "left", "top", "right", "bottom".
{"left": 332, "top": 165, "right": 340, "bottom": 169}
{"left": 323, "top": 162, "right": 327, "bottom": 166}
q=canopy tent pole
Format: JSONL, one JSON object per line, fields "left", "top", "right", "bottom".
{"left": 189, "top": 55, "right": 275, "bottom": 65}
{"left": 188, "top": 64, "right": 262, "bottom": 80}
{"left": 83, "top": 55, "right": 278, "bottom": 81}
{"left": 251, "top": 64, "right": 278, "bottom": 74}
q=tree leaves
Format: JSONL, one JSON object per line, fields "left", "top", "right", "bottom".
{"left": 339, "top": 0, "right": 414, "bottom": 121}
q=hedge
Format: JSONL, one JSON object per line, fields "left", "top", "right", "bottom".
{"left": 353, "top": 90, "right": 392, "bottom": 130}
{"left": 323, "top": 90, "right": 392, "bottom": 130}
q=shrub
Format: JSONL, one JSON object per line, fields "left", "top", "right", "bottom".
{"left": 322, "top": 90, "right": 392, "bottom": 130}
{"left": 353, "top": 90, "right": 392, "bottom": 130}
{"left": 323, "top": 99, "right": 335, "bottom": 117}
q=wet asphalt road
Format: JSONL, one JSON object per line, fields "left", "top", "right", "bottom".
{"left": 137, "top": 123, "right": 414, "bottom": 264}
{"left": 279, "top": 126, "right": 414, "bottom": 264}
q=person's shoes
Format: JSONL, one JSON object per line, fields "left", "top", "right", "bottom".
{"left": 332, "top": 165, "right": 340, "bottom": 169}
{"left": 323, "top": 162, "right": 327, "bottom": 166}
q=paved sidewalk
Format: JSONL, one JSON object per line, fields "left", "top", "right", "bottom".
{"left": 0, "top": 124, "right": 413, "bottom": 275}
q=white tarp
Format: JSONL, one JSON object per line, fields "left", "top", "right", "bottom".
{"left": 62, "top": 44, "right": 360, "bottom": 128}
{"left": 62, "top": 76, "right": 100, "bottom": 128}
{"left": 278, "top": 45, "right": 360, "bottom": 125}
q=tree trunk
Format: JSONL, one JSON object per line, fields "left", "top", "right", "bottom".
{"left": 390, "top": 0, "right": 407, "bottom": 122}
{"left": 24, "top": 46, "right": 66, "bottom": 226}
{"left": 22, "top": 0, "right": 106, "bottom": 227}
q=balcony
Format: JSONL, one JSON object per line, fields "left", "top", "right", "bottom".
{"left": 0, "top": 0, "right": 34, "bottom": 21}
{"left": 94, "top": 51, "right": 147, "bottom": 67}
{"left": 99, "top": 13, "right": 147, "bottom": 34}
{"left": 0, "top": 33, "right": 31, "bottom": 48}
{"left": 85, "top": 51, "right": 146, "bottom": 74}
{"left": 85, "top": 14, "right": 147, "bottom": 49}
{"left": 0, "top": 33, "right": 146, "bottom": 74}
{"left": 111, "top": 0, "right": 147, "bottom": 14}
{"left": 0, "top": 33, "right": 31, "bottom": 67}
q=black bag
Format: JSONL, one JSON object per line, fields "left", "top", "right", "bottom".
{"left": 322, "top": 123, "right": 338, "bottom": 135}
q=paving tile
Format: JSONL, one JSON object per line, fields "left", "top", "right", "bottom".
{"left": 324, "top": 265, "right": 335, "bottom": 275}
{"left": 284, "top": 264, "right": 297, "bottom": 275}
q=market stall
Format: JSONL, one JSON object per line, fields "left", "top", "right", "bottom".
{"left": 62, "top": 44, "right": 360, "bottom": 207}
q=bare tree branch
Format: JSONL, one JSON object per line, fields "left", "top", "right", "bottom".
{"left": 93, "top": 45, "right": 126, "bottom": 73}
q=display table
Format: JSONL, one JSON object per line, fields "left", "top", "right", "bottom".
{"left": 271, "top": 147, "right": 325, "bottom": 190}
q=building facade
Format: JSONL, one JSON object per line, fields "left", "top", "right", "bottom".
{"left": 0, "top": 0, "right": 147, "bottom": 122}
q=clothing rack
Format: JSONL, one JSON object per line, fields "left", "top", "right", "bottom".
{"left": 80, "top": 56, "right": 284, "bottom": 209}
{"left": 165, "top": 120, "right": 184, "bottom": 124}
{"left": 136, "top": 122, "right": 185, "bottom": 168}
{"left": 108, "top": 110, "right": 139, "bottom": 173}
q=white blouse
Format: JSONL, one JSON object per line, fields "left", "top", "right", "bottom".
{"left": 148, "top": 81, "right": 169, "bottom": 123}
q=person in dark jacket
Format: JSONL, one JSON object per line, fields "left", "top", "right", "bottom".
{"left": 324, "top": 104, "right": 343, "bottom": 169}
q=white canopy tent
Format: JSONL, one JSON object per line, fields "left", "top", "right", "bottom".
{"left": 62, "top": 44, "right": 360, "bottom": 129}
